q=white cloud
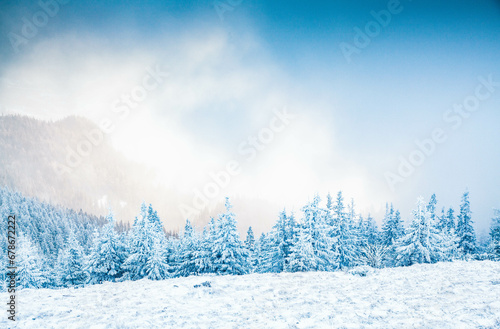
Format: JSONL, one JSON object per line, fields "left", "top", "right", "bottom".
{"left": 0, "top": 26, "right": 392, "bottom": 229}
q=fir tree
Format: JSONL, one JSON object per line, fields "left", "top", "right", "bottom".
{"left": 395, "top": 197, "right": 448, "bottom": 266}
{"left": 122, "top": 203, "right": 168, "bottom": 280}
{"left": 326, "top": 192, "right": 333, "bottom": 211}
{"left": 489, "top": 209, "right": 500, "bottom": 260}
{"left": 121, "top": 203, "right": 149, "bottom": 280}
{"left": 195, "top": 223, "right": 215, "bottom": 275}
{"left": 86, "top": 211, "right": 127, "bottom": 284}
{"left": 286, "top": 229, "right": 317, "bottom": 272}
{"left": 363, "top": 214, "right": 379, "bottom": 246}
{"left": 302, "top": 195, "right": 337, "bottom": 271}
{"left": 437, "top": 208, "right": 448, "bottom": 232}
{"left": 456, "top": 191, "right": 476, "bottom": 258}
{"left": 146, "top": 234, "right": 171, "bottom": 280}
{"left": 381, "top": 204, "right": 405, "bottom": 247}
{"left": 330, "top": 192, "right": 356, "bottom": 269}
{"left": 258, "top": 210, "right": 295, "bottom": 273}
{"left": 427, "top": 194, "right": 438, "bottom": 224}
{"left": 175, "top": 220, "right": 201, "bottom": 277}
{"left": 17, "top": 234, "right": 50, "bottom": 289}
{"left": 446, "top": 208, "right": 456, "bottom": 233}
{"left": 211, "top": 198, "right": 250, "bottom": 275}
{"left": 245, "top": 226, "right": 257, "bottom": 271}
{"left": 56, "top": 232, "right": 87, "bottom": 287}
{"left": 245, "top": 226, "right": 256, "bottom": 251}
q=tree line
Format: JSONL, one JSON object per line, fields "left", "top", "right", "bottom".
{"left": 1, "top": 187, "right": 500, "bottom": 290}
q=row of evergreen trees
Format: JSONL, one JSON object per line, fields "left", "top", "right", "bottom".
{"left": 2, "top": 188, "right": 500, "bottom": 290}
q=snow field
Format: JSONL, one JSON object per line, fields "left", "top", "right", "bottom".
{"left": 2, "top": 260, "right": 500, "bottom": 329}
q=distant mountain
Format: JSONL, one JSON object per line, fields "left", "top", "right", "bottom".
{"left": 0, "top": 114, "right": 181, "bottom": 231}
{"left": 0, "top": 115, "right": 279, "bottom": 234}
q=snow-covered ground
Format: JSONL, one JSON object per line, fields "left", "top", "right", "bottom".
{"left": 3, "top": 261, "right": 500, "bottom": 329}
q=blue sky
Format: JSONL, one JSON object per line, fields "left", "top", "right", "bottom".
{"left": 0, "top": 0, "right": 499, "bottom": 233}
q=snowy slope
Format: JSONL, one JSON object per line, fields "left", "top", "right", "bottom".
{"left": 3, "top": 261, "right": 500, "bottom": 329}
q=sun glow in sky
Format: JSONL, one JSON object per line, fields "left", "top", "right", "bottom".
{"left": 0, "top": 0, "right": 499, "bottom": 233}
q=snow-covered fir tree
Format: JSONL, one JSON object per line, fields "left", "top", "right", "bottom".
{"left": 258, "top": 210, "right": 296, "bottom": 273}
{"left": 253, "top": 232, "right": 267, "bottom": 271}
{"left": 121, "top": 203, "right": 169, "bottom": 280}
{"left": 244, "top": 226, "right": 257, "bottom": 271}
{"left": 175, "top": 219, "right": 201, "bottom": 277}
{"left": 17, "top": 234, "right": 51, "bottom": 289}
{"left": 144, "top": 206, "right": 171, "bottom": 280}
{"left": 395, "top": 197, "right": 449, "bottom": 266}
{"left": 329, "top": 192, "right": 356, "bottom": 269}
{"left": 86, "top": 211, "right": 127, "bottom": 284}
{"left": 245, "top": 226, "right": 256, "bottom": 250}
{"left": 301, "top": 195, "right": 337, "bottom": 271}
{"left": 445, "top": 208, "right": 456, "bottom": 233}
{"left": 56, "top": 232, "right": 87, "bottom": 287}
{"left": 196, "top": 217, "right": 219, "bottom": 274}
{"left": 286, "top": 228, "right": 318, "bottom": 272}
{"left": 489, "top": 209, "right": 500, "bottom": 260}
{"left": 211, "top": 198, "right": 250, "bottom": 275}
{"left": 456, "top": 191, "right": 476, "bottom": 258}
{"left": 362, "top": 214, "right": 379, "bottom": 246}
{"left": 381, "top": 204, "right": 405, "bottom": 247}
{"left": 121, "top": 203, "right": 149, "bottom": 280}
{"left": 427, "top": 194, "right": 438, "bottom": 224}
{"left": 437, "top": 208, "right": 447, "bottom": 232}
{"left": 146, "top": 234, "right": 171, "bottom": 280}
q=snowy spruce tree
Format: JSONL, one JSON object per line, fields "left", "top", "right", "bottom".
{"left": 361, "top": 214, "right": 379, "bottom": 246}
{"left": 244, "top": 226, "right": 257, "bottom": 272}
{"left": 141, "top": 206, "right": 170, "bottom": 280}
{"left": 245, "top": 226, "right": 256, "bottom": 251}
{"left": 122, "top": 203, "right": 169, "bottom": 280}
{"left": 86, "top": 211, "right": 127, "bottom": 284}
{"left": 427, "top": 194, "right": 438, "bottom": 224}
{"left": 175, "top": 219, "right": 201, "bottom": 277}
{"left": 146, "top": 206, "right": 170, "bottom": 280}
{"left": 56, "top": 232, "right": 87, "bottom": 287}
{"left": 144, "top": 209, "right": 171, "bottom": 280}
{"left": 121, "top": 203, "right": 149, "bottom": 280}
{"left": 489, "top": 209, "right": 500, "bottom": 260}
{"left": 211, "top": 198, "right": 250, "bottom": 275}
{"left": 17, "top": 234, "right": 51, "bottom": 289}
{"left": 194, "top": 217, "right": 218, "bottom": 275}
{"left": 146, "top": 235, "right": 171, "bottom": 280}
{"left": 300, "top": 195, "right": 337, "bottom": 271}
{"left": 395, "top": 197, "right": 448, "bottom": 266}
{"left": 381, "top": 204, "right": 405, "bottom": 247}
{"left": 445, "top": 208, "right": 456, "bottom": 233}
{"left": 437, "top": 208, "right": 448, "bottom": 232}
{"left": 286, "top": 228, "right": 318, "bottom": 272}
{"left": 456, "top": 191, "right": 476, "bottom": 258}
{"left": 259, "top": 210, "right": 296, "bottom": 273}
{"left": 329, "top": 192, "right": 356, "bottom": 269}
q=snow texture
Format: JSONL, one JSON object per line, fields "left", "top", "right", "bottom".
{"left": 3, "top": 261, "right": 500, "bottom": 329}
